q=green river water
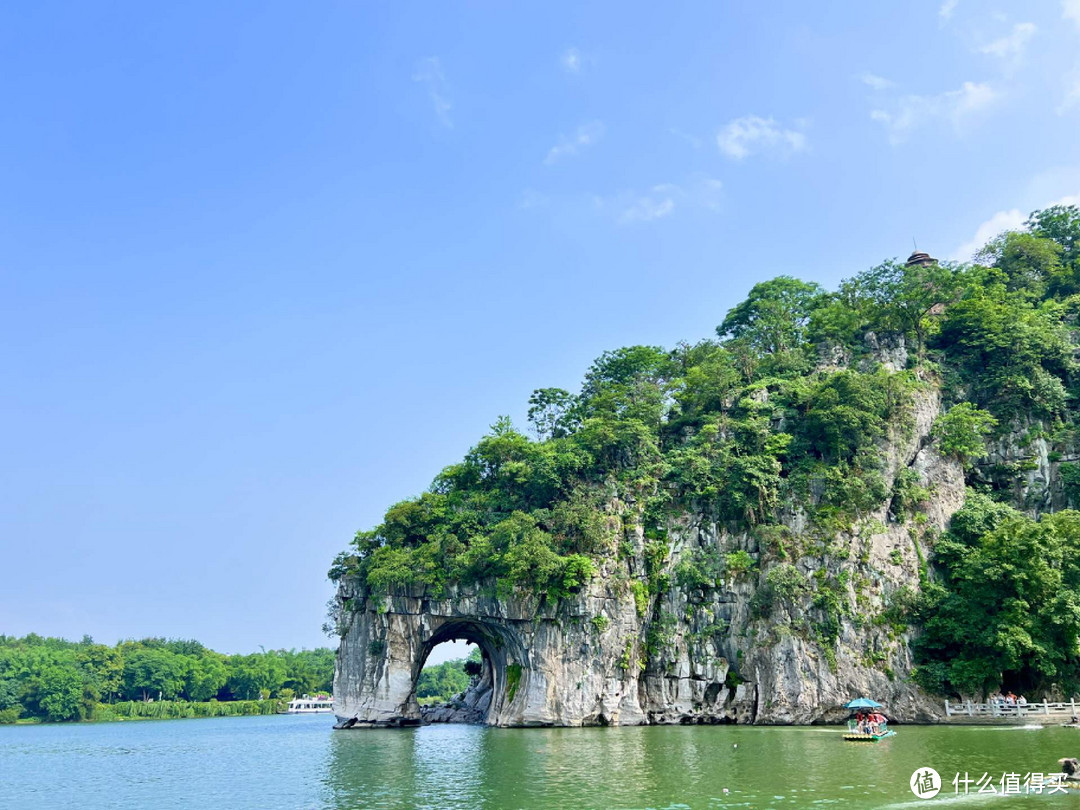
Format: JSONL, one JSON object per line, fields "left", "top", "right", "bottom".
{"left": 3, "top": 715, "right": 1080, "bottom": 809}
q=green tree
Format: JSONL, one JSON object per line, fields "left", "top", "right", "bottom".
{"left": 932, "top": 403, "right": 997, "bottom": 463}
{"left": 37, "top": 665, "right": 85, "bottom": 721}
{"left": 416, "top": 657, "right": 471, "bottom": 701}
{"left": 933, "top": 274, "right": 1071, "bottom": 420}
{"left": 186, "top": 653, "right": 228, "bottom": 701}
{"left": 912, "top": 496, "right": 1080, "bottom": 697}
{"left": 527, "top": 388, "right": 577, "bottom": 440}
{"left": 717, "top": 276, "right": 823, "bottom": 355}
{"left": 1029, "top": 204, "right": 1080, "bottom": 266}
{"left": 0, "top": 678, "right": 22, "bottom": 714}
{"left": 123, "top": 648, "right": 188, "bottom": 701}
{"left": 851, "top": 259, "right": 957, "bottom": 360}
{"left": 80, "top": 644, "right": 124, "bottom": 703}
{"left": 976, "top": 231, "right": 1062, "bottom": 296}
{"left": 794, "top": 370, "right": 891, "bottom": 464}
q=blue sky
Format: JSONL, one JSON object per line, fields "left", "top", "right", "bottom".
{"left": 2, "top": 1, "right": 1079, "bottom": 656}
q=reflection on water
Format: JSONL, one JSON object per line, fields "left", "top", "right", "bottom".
{"left": 1, "top": 714, "right": 1076, "bottom": 809}
{"left": 322, "top": 722, "right": 1074, "bottom": 810}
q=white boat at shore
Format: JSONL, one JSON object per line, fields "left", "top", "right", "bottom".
{"left": 286, "top": 695, "right": 333, "bottom": 714}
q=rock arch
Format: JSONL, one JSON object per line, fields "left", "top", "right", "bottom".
{"left": 333, "top": 588, "right": 541, "bottom": 728}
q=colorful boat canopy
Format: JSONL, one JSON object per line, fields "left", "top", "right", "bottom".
{"left": 844, "top": 698, "right": 883, "bottom": 709}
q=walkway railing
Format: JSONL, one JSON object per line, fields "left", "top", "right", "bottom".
{"left": 944, "top": 699, "right": 1079, "bottom": 719}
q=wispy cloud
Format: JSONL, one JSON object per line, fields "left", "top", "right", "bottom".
{"left": 978, "top": 22, "right": 1036, "bottom": 69}
{"left": 560, "top": 47, "right": 583, "bottom": 74}
{"left": 950, "top": 193, "right": 1080, "bottom": 260}
{"left": 413, "top": 57, "right": 452, "bottom": 128}
{"left": 1060, "top": 69, "right": 1080, "bottom": 113}
{"left": 669, "top": 127, "right": 703, "bottom": 149}
{"left": 618, "top": 189, "right": 676, "bottom": 224}
{"left": 939, "top": 0, "right": 959, "bottom": 23}
{"left": 716, "top": 115, "right": 807, "bottom": 160}
{"left": 589, "top": 176, "right": 723, "bottom": 224}
{"left": 1060, "top": 3, "right": 1080, "bottom": 112}
{"left": 1065, "top": 0, "right": 1080, "bottom": 31}
{"left": 950, "top": 208, "right": 1025, "bottom": 261}
{"left": 870, "top": 81, "right": 997, "bottom": 144}
{"left": 695, "top": 176, "right": 725, "bottom": 212}
{"left": 861, "top": 73, "right": 895, "bottom": 91}
{"left": 544, "top": 121, "right": 605, "bottom": 165}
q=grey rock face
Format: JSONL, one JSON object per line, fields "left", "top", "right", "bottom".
{"left": 334, "top": 389, "right": 957, "bottom": 728}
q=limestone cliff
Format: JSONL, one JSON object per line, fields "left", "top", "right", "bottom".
{"left": 333, "top": 385, "right": 961, "bottom": 728}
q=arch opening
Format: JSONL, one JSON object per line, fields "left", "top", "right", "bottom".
{"left": 416, "top": 640, "right": 478, "bottom": 708}
{"left": 407, "top": 619, "right": 525, "bottom": 725}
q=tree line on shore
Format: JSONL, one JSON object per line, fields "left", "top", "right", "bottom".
{"left": 0, "top": 634, "right": 335, "bottom": 723}
{"left": 416, "top": 648, "right": 482, "bottom": 703}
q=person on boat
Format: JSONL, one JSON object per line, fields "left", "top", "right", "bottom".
{"left": 1058, "top": 758, "right": 1080, "bottom": 785}
{"left": 854, "top": 711, "right": 865, "bottom": 733}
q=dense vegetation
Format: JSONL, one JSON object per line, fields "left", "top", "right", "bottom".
{"left": 0, "top": 634, "right": 334, "bottom": 723}
{"left": 416, "top": 648, "right": 482, "bottom": 704}
{"left": 331, "top": 205, "right": 1080, "bottom": 699}
{"left": 911, "top": 494, "right": 1080, "bottom": 697}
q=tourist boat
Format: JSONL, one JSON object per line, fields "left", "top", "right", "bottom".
{"left": 842, "top": 697, "right": 896, "bottom": 742}
{"left": 286, "top": 695, "right": 334, "bottom": 714}
{"left": 843, "top": 722, "right": 896, "bottom": 742}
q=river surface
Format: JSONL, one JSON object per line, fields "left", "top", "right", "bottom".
{"left": 3, "top": 715, "right": 1080, "bottom": 808}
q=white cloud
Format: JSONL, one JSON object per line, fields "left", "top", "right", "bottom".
{"left": 619, "top": 190, "right": 676, "bottom": 224}
{"left": 939, "top": 0, "right": 959, "bottom": 23}
{"left": 561, "top": 48, "right": 582, "bottom": 73}
{"left": 716, "top": 115, "right": 807, "bottom": 160}
{"left": 1065, "top": 0, "right": 1080, "bottom": 31}
{"left": 950, "top": 209, "right": 1025, "bottom": 261}
{"left": 870, "top": 81, "right": 997, "bottom": 144}
{"left": 861, "top": 73, "right": 894, "bottom": 90}
{"left": 950, "top": 193, "right": 1080, "bottom": 260}
{"left": 978, "top": 22, "right": 1036, "bottom": 67}
{"left": 586, "top": 177, "right": 723, "bottom": 225}
{"left": 544, "top": 121, "right": 605, "bottom": 165}
{"left": 412, "top": 57, "right": 452, "bottom": 128}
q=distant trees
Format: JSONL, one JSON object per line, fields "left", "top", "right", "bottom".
{"left": 0, "top": 635, "right": 335, "bottom": 723}
{"left": 416, "top": 648, "right": 482, "bottom": 702}
{"left": 122, "top": 647, "right": 187, "bottom": 701}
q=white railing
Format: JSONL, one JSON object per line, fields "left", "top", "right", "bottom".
{"left": 944, "top": 699, "right": 1080, "bottom": 719}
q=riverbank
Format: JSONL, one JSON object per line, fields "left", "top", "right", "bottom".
{"left": 3, "top": 698, "right": 288, "bottom": 725}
